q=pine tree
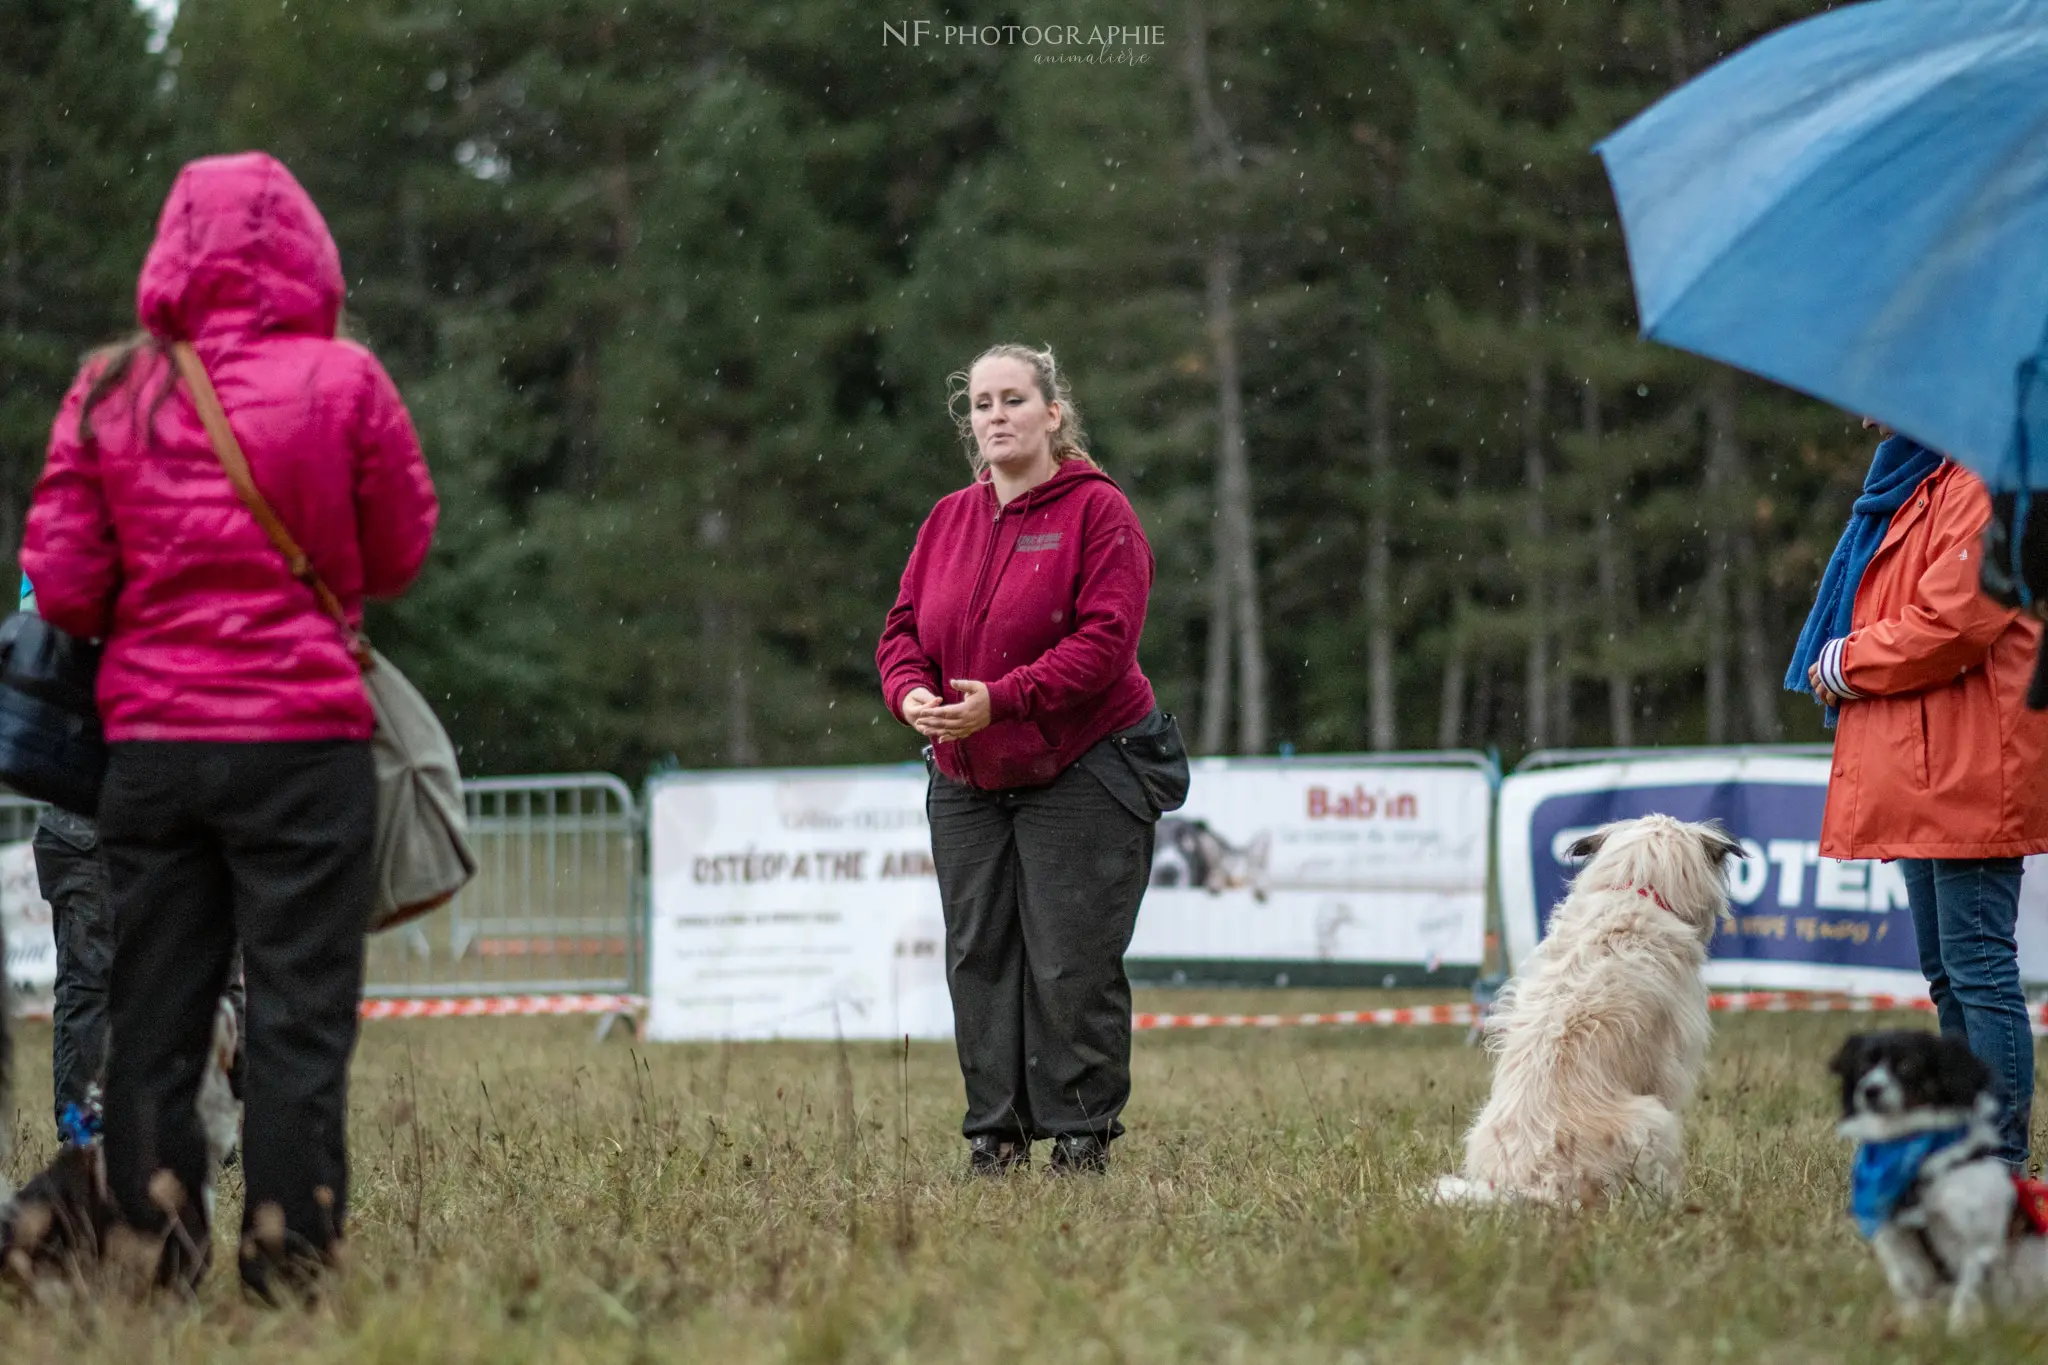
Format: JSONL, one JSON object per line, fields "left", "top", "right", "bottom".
{"left": 0, "top": 0, "right": 170, "bottom": 589}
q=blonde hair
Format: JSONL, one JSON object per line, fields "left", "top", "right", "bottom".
{"left": 946, "top": 343, "right": 1097, "bottom": 476}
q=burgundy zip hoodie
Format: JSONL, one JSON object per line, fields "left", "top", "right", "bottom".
{"left": 877, "top": 460, "right": 1157, "bottom": 790}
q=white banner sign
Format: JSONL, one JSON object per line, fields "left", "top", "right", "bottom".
{"left": 646, "top": 756, "right": 1495, "bottom": 1041}
{"left": 646, "top": 767, "right": 948, "bottom": 1042}
{"left": 3, "top": 839, "right": 55, "bottom": 1019}
{"left": 1127, "top": 757, "right": 1493, "bottom": 980}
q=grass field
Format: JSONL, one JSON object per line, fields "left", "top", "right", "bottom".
{"left": 3, "top": 989, "right": 2045, "bottom": 1363}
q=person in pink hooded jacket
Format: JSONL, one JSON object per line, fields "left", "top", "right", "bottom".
{"left": 20, "top": 151, "right": 437, "bottom": 1297}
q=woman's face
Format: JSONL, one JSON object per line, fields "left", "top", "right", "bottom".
{"left": 969, "top": 357, "right": 1060, "bottom": 471}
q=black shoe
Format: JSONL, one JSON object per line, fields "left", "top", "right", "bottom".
{"left": 1047, "top": 1134, "right": 1109, "bottom": 1174}
{"left": 967, "top": 1135, "right": 1030, "bottom": 1176}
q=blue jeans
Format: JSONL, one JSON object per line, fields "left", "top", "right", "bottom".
{"left": 1903, "top": 857, "right": 2033, "bottom": 1166}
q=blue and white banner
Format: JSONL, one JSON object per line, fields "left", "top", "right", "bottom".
{"left": 1498, "top": 753, "right": 1929, "bottom": 996}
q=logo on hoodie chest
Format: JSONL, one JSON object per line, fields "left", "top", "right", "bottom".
{"left": 1014, "top": 531, "right": 1063, "bottom": 554}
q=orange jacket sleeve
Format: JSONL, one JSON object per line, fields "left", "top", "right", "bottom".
{"left": 1835, "top": 469, "right": 2019, "bottom": 699}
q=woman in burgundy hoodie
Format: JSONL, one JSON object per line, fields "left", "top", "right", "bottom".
{"left": 877, "top": 344, "right": 1182, "bottom": 1175}
{"left": 22, "top": 153, "right": 437, "bottom": 1296}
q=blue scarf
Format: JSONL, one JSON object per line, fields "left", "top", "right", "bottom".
{"left": 1784, "top": 436, "right": 1944, "bottom": 726}
{"left": 1850, "top": 1126, "right": 1969, "bottom": 1238}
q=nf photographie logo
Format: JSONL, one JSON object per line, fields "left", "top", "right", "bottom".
{"left": 883, "top": 21, "right": 1167, "bottom": 66}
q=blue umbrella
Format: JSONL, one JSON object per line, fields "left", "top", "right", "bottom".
{"left": 1596, "top": 0, "right": 2048, "bottom": 493}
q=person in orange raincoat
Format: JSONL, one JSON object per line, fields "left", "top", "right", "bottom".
{"left": 1789, "top": 428, "right": 2048, "bottom": 1168}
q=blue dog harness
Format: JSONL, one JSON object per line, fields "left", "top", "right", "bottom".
{"left": 1850, "top": 1128, "right": 1971, "bottom": 1238}
{"left": 57, "top": 1098, "right": 102, "bottom": 1149}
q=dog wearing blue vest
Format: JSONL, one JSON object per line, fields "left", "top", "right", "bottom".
{"left": 1831, "top": 1031, "right": 2048, "bottom": 1331}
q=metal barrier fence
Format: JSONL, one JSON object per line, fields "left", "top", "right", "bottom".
{"left": 3, "top": 776, "right": 645, "bottom": 1021}
{"left": 364, "top": 774, "right": 643, "bottom": 998}
{"left": 1, "top": 778, "right": 644, "bottom": 1002}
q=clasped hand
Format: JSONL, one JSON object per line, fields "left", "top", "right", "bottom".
{"left": 901, "top": 681, "right": 992, "bottom": 742}
{"left": 1807, "top": 662, "right": 1848, "bottom": 709}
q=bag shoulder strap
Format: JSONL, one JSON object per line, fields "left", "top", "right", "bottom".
{"left": 169, "top": 341, "right": 371, "bottom": 668}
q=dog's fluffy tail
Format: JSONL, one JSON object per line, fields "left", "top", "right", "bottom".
{"left": 1430, "top": 1175, "right": 1503, "bottom": 1205}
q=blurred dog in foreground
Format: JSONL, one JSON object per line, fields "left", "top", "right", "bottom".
{"left": 1831, "top": 1030, "right": 2048, "bottom": 1332}
{"left": 1, "top": 959, "right": 11, "bottom": 1212}
{"left": 1435, "top": 815, "right": 1740, "bottom": 1207}
{"left": 2, "top": 998, "right": 240, "bottom": 1288}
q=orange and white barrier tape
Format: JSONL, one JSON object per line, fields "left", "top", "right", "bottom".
{"left": 1134, "top": 992, "right": 2048, "bottom": 1033}
{"left": 359, "top": 993, "right": 644, "bottom": 1021}
{"left": 1710, "top": 991, "right": 2048, "bottom": 1032}
{"left": 1133, "top": 1003, "right": 1479, "bottom": 1031}
{"left": 1708, "top": 990, "right": 1934, "bottom": 1016}
{"left": 16, "top": 989, "right": 2037, "bottom": 1031}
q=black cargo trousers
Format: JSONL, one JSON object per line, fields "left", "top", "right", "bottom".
{"left": 926, "top": 740, "right": 1157, "bottom": 1145}
{"left": 97, "top": 739, "right": 374, "bottom": 1293}
{"left": 31, "top": 808, "right": 114, "bottom": 1126}
{"left": 33, "top": 807, "right": 248, "bottom": 1136}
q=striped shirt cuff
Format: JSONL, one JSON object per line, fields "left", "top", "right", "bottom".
{"left": 1818, "top": 637, "right": 1861, "bottom": 700}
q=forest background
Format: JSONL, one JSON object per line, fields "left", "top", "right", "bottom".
{"left": 3, "top": 0, "right": 1871, "bottom": 780}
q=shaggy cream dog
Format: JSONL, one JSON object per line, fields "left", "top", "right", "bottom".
{"left": 1437, "top": 814, "right": 1740, "bottom": 1207}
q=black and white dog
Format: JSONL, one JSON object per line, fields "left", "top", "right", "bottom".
{"left": 1830, "top": 1031, "right": 2048, "bottom": 1331}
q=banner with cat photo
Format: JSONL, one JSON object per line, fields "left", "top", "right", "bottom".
{"left": 2, "top": 838, "right": 56, "bottom": 1019}
{"left": 1497, "top": 751, "right": 1993, "bottom": 997}
{"left": 643, "top": 754, "right": 1498, "bottom": 1040}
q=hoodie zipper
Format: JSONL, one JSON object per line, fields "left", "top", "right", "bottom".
{"left": 954, "top": 486, "right": 1027, "bottom": 789}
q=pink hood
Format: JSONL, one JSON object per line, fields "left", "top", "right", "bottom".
{"left": 138, "top": 151, "right": 344, "bottom": 342}
{"left": 23, "top": 151, "right": 438, "bottom": 744}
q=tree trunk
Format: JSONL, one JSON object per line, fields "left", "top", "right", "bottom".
{"left": 1737, "top": 521, "right": 1782, "bottom": 741}
{"left": 1662, "top": 0, "right": 1693, "bottom": 82}
{"left": 1200, "top": 529, "right": 1232, "bottom": 755}
{"left": 1519, "top": 237, "right": 1549, "bottom": 753}
{"left": 699, "top": 507, "right": 754, "bottom": 765}
{"left": 3, "top": 110, "right": 23, "bottom": 335}
{"left": 1438, "top": 444, "right": 1477, "bottom": 750}
{"left": 726, "top": 606, "right": 756, "bottom": 767}
{"left": 1185, "top": 3, "right": 1265, "bottom": 754}
{"left": 597, "top": 16, "right": 637, "bottom": 264}
{"left": 1589, "top": 378, "right": 1634, "bottom": 745}
{"left": 1206, "top": 245, "right": 1266, "bottom": 753}
{"left": 1365, "top": 340, "right": 1396, "bottom": 750}
{"left": 1704, "top": 375, "right": 1737, "bottom": 743}
{"left": 1472, "top": 664, "right": 1498, "bottom": 750}
{"left": 1437, "top": 643, "right": 1466, "bottom": 750}
{"left": 1718, "top": 379, "right": 1783, "bottom": 740}
{"left": 1189, "top": 0, "right": 1232, "bottom": 759}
